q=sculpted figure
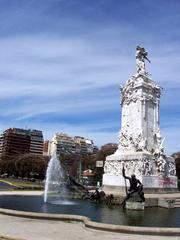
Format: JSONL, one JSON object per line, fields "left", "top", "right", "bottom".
{"left": 122, "top": 167, "right": 145, "bottom": 205}
{"left": 136, "top": 46, "right": 150, "bottom": 74}
{"left": 122, "top": 167, "right": 142, "bottom": 192}
{"left": 168, "top": 161, "right": 176, "bottom": 176}
{"left": 156, "top": 153, "right": 167, "bottom": 175}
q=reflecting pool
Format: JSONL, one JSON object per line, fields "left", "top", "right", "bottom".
{"left": 0, "top": 195, "right": 180, "bottom": 227}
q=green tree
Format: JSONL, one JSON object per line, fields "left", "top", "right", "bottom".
{"left": 96, "top": 143, "right": 118, "bottom": 161}
{"left": 15, "top": 154, "right": 48, "bottom": 179}
{"left": 172, "top": 152, "right": 180, "bottom": 179}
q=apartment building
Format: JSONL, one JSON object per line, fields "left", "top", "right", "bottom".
{"left": 29, "top": 130, "right": 43, "bottom": 155}
{"left": 49, "top": 133, "right": 76, "bottom": 156}
{"left": 49, "top": 132, "right": 98, "bottom": 156}
{"left": 0, "top": 128, "right": 44, "bottom": 159}
{"left": 2, "top": 128, "right": 31, "bottom": 157}
{"left": 74, "top": 136, "right": 88, "bottom": 154}
{"left": 43, "top": 140, "right": 49, "bottom": 156}
{"left": 0, "top": 134, "right": 4, "bottom": 158}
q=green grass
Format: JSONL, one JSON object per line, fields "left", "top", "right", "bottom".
{"left": 0, "top": 178, "right": 44, "bottom": 189}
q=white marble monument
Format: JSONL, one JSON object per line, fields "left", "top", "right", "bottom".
{"left": 103, "top": 46, "right": 177, "bottom": 192}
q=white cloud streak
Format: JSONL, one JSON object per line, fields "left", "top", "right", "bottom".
{"left": 0, "top": 16, "right": 179, "bottom": 153}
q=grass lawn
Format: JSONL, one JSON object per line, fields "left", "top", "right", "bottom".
{"left": 0, "top": 178, "right": 44, "bottom": 189}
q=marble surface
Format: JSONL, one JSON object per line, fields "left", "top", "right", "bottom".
{"left": 103, "top": 56, "right": 177, "bottom": 190}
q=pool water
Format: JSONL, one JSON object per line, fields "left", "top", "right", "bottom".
{"left": 0, "top": 195, "right": 179, "bottom": 227}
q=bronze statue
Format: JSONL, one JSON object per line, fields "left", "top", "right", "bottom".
{"left": 136, "top": 46, "right": 150, "bottom": 74}
{"left": 122, "top": 167, "right": 145, "bottom": 205}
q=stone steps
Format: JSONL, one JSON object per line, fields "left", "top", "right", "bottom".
{"left": 174, "top": 198, "right": 180, "bottom": 208}
{"left": 158, "top": 198, "right": 180, "bottom": 208}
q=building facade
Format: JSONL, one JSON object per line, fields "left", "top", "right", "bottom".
{"left": 0, "top": 128, "right": 44, "bottom": 160}
{"left": 49, "top": 132, "right": 98, "bottom": 156}
{"left": 2, "top": 128, "right": 31, "bottom": 159}
{"left": 29, "top": 130, "right": 43, "bottom": 155}
{"left": 0, "top": 134, "right": 4, "bottom": 159}
{"left": 43, "top": 140, "right": 49, "bottom": 156}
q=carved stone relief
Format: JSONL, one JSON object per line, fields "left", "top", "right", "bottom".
{"left": 168, "top": 161, "right": 176, "bottom": 176}
{"left": 121, "top": 74, "right": 161, "bottom": 107}
{"left": 153, "top": 153, "right": 176, "bottom": 177}
{"left": 118, "top": 131, "right": 148, "bottom": 153}
{"left": 142, "top": 159, "right": 153, "bottom": 176}
{"left": 104, "top": 158, "right": 153, "bottom": 177}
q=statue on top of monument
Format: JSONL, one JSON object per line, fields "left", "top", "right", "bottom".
{"left": 136, "top": 46, "right": 151, "bottom": 74}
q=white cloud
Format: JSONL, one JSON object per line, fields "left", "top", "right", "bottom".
{"left": 0, "top": 26, "right": 179, "bottom": 153}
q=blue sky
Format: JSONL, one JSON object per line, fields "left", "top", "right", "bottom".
{"left": 0, "top": 0, "right": 179, "bottom": 154}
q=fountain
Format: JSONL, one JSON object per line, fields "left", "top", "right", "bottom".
{"left": 44, "top": 153, "right": 65, "bottom": 203}
{"left": 44, "top": 143, "right": 74, "bottom": 205}
{"left": 44, "top": 153, "right": 77, "bottom": 205}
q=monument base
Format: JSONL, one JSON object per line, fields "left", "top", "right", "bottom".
{"left": 126, "top": 201, "right": 145, "bottom": 210}
{"left": 102, "top": 151, "right": 178, "bottom": 193}
{"left": 103, "top": 174, "right": 178, "bottom": 193}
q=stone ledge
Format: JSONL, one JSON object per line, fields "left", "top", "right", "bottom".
{"left": 158, "top": 198, "right": 176, "bottom": 208}
{"left": 106, "top": 152, "right": 152, "bottom": 161}
{"left": 0, "top": 207, "right": 180, "bottom": 236}
{"left": 0, "top": 234, "right": 24, "bottom": 240}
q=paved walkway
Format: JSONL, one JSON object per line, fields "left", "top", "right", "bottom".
{"left": 1, "top": 190, "right": 180, "bottom": 198}
{"left": 0, "top": 214, "right": 179, "bottom": 240}
{"left": 0, "top": 191, "right": 42, "bottom": 195}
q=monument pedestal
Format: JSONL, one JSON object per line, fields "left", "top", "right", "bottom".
{"left": 142, "top": 176, "right": 177, "bottom": 193}
{"left": 126, "top": 201, "right": 145, "bottom": 210}
{"left": 103, "top": 175, "right": 177, "bottom": 193}
{"left": 103, "top": 151, "right": 177, "bottom": 193}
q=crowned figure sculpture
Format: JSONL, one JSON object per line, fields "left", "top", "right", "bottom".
{"left": 102, "top": 46, "right": 177, "bottom": 192}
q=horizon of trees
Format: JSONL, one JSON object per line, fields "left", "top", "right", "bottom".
{"left": 0, "top": 144, "right": 179, "bottom": 181}
{"left": 0, "top": 143, "right": 118, "bottom": 180}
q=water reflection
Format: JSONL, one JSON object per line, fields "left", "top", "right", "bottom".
{"left": 126, "top": 209, "right": 145, "bottom": 226}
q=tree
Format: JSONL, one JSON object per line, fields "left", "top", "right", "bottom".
{"left": 96, "top": 143, "right": 118, "bottom": 161}
{"left": 14, "top": 154, "right": 48, "bottom": 179}
{"left": 0, "top": 154, "right": 17, "bottom": 177}
{"left": 94, "top": 143, "right": 118, "bottom": 184}
{"left": 58, "top": 152, "right": 80, "bottom": 178}
{"left": 172, "top": 152, "right": 180, "bottom": 179}
{"left": 81, "top": 154, "right": 96, "bottom": 171}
